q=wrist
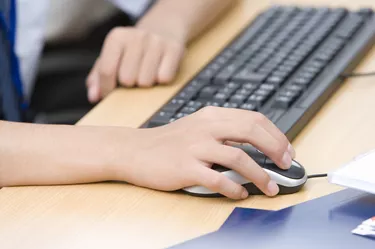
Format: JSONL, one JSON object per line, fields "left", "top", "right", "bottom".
{"left": 135, "top": 13, "right": 189, "bottom": 44}
{"left": 98, "top": 127, "right": 140, "bottom": 183}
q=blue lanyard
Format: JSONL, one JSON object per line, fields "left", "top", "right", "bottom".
{"left": 0, "top": 0, "right": 26, "bottom": 109}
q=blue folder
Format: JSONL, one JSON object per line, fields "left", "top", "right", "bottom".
{"left": 172, "top": 189, "right": 375, "bottom": 248}
{"left": 220, "top": 208, "right": 272, "bottom": 230}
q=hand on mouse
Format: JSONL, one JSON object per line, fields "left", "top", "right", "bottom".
{"left": 86, "top": 25, "right": 186, "bottom": 103}
{"left": 111, "top": 106, "right": 296, "bottom": 200}
{"left": 0, "top": 107, "right": 294, "bottom": 200}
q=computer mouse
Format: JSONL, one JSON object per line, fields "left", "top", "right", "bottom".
{"left": 183, "top": 144, "right": 308, "bottom": 197}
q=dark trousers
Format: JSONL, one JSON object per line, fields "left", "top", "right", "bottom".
{"left": 27, "top": 11, "right": 135, "bottom": 124}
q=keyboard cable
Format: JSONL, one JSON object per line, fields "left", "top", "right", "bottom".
{"left": 307, "top": 173, "right": 328, "bottom": 179}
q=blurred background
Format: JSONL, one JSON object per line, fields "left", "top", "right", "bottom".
{"left": 28, "top": 0, "right": 153, "bottom": 125}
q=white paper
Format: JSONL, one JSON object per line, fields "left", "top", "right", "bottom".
{"left": 328, "top": 150, "right": 375, "bottom": 194}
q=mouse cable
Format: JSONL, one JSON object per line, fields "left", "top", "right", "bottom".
{"left": 307, "top": 173, "right": 328, "bottom": 179}
{"left": 341, "top": 71, "right": 375, "bottom": 78}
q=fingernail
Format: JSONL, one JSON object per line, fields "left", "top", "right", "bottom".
{"left": 267, "top": 180, "right": 279, "bottom": 196}
{"left": 282, "top": 152, "right": 292, "bottom": 169}
{"left": 241, "top": 189, "right": 249, "bottom": 199}
{"left": 87, "top": 73, "right": 100, "bottom": 102}
{"left": 88, "top": 86, "right": 96, "bottom": 102}
{"left": 288, "top": 143, "right": 296, "bottom": 158}
{"left": 88, "top": 85, "right": 99, "bottom": 103}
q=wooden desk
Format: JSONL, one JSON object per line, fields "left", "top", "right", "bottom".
{"left": 1, "top": 0, "right": 375, "bottom": 248}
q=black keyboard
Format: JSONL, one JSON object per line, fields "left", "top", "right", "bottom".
{"left": 143, "top": 6, "right": 375, "bottom": 141}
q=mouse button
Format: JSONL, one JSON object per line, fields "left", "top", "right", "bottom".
{"left": 263, "top": 158, "right": 305, "bottom": 179}
{"left": 211, "top": 164, "right": 230, "bottom": 172}
{"left": 241, "top": 146, "right": 266, "bottom": 164}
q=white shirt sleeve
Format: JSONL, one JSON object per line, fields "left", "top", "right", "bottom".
{"left": 15, "top": 0, "right": 152, "bottom": 101}
{"left": 15, "top": 0, "right": 49, "bottom": 101}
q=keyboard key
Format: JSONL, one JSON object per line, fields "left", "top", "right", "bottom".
{"left": 272, "top": 95, "right": 296, "bottom": 109}
{"left": 229, "top": 94, "right": 247, "bottom": 105}
{"left": 308, "top": 60, "right": 325, "bottom": 70}
{"left": 304, "top": 65, "right": 321, "bottom": 75}
{"left": 240, "top": 103, "right": 257, "bottom": 111}
{"left": 247, "top": 94, "right": 268, "bottom": 106}
{"left": 199, "top": 86, "right": 218, "bottom": 98}
{"left": 197, "top": 68, "right": 216, "bottom": 80}
{"left": 149, "top": 112, "right": 174, "bottom": 127}
{"left": 277, "top": 65, "right": 294, "bottom": 74}
{"left": 217, "top": 88, "right": 236, "bottom": 98}
{"left": 279, "top": 89, "right": 300, "bottom": 98}
{"left": 299, "top": 71, "right": 316, "bottom": 81}
{"left": 282, "top": 59, "right": 299, "bottom": 68}
{"left": 235, "top": 88, "right": 253, "bottom": 97}
{"left": 294, "top": 77, "right": 311, "bottom": 87}
{"left": 190, "top": 79, "right": 208, "bottom": 87}
{"left": 178, "top": 89, "right": 197, "bottom": 101}
{"left": 259, "top": 83, "right": 276, "bottom": 92}
{"left": 214, "top": 62, "right": 243, "bottom": 84}
{"left": 162, "top": 99, "right": 185, "bottom": 113}
{"left": 181, "top": 106, "right": 198, "bottom": 114}
{"left": 174, "top": 113, "right": 189, "bottom": 120}
{"left": 223, "top": 102, "right": 239, "bottom": 108}
{"left": 243, "top": 83, "right": 259, "bottom": 91}
{"left": 267, "top": 75, "right": 285, "bottom": 86}
{"left": 257, "top": 67, "right": 274, "bottom": 76}
{"left": 229, "top": 7, "right": 277, "bottom": 51}
{"left": 254, "top": 89, "right": 272, "bottom": 97}
{"left": 232, "top": 69, "right": 267, "bottom": 83}
{"left": 315, "top": 51, "right": 334, "bottom": 62}
{"left": 227, "top": 82, "right": 241, "bottom": 90}
{"left": 204, "top": 101, "right": 221, "bottom": 107}
{"left": 187, "top": 101, "right": 203, "bottom": 110}
{"left": 285, "top": 84, "right": 304, "bottom": 92}
{"left": 213, "top": 92, "right": 229, "bottom": 103}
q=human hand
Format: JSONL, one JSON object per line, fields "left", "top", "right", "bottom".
{"left": 86, "top": 27, "right": 186, "bottom": 103}
{"left": 113, "top": 107, "right": 296, "bottom": 200}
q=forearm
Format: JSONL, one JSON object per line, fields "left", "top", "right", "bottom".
{"left": 136, "top": 0, "right": 236, "bottom": 43}
{"left": 0, "top": 121, "right": 134, "bottom": 187}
